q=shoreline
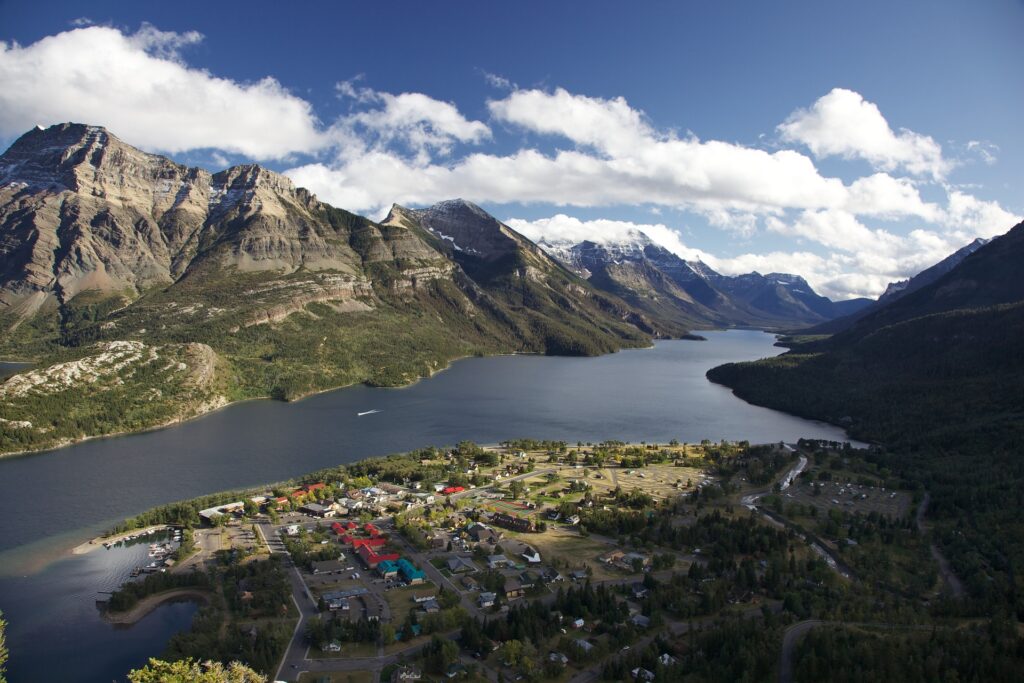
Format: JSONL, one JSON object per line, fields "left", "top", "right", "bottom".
{"left": 71, "top": 524, "right": 176, "bottom": 556}
{"left": 101, "top": 588, "right": 211, "bottom": 625}
{"left": 0, "top": 335, "right": 691, "bottom": 460}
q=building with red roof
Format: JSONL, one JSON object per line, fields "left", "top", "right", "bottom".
{"left": 356, "top": 543, "right": 400, "bottom": 568}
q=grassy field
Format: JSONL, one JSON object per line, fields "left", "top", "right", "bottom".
{"left": 508, "top": 527, "right": 624, "bottom": 581}
{"left": 382, "top": 581, "right": 438, "bottom": 619}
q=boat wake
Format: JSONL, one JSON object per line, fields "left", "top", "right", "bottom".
{"left": 357, "top": 409, "right": 381, "bottom": 417}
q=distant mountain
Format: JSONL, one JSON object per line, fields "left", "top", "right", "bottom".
{"left": 807, "top": 237, "right": 990, "bottom": 335}
{"left": 0, "top": 124, "right": 655, "bottom": 454}
{"left": 534, "top": 232, "right": 870, "bottom": 329}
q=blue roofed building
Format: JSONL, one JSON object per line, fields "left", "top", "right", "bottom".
{"left": 397, "top": 558, "right": 425, "bottom": 584}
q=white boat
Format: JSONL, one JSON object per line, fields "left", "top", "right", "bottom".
{"left": 357, "top": 409, "right": 381, "bottom": 416}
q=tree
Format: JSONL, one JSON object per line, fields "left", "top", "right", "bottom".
{"left": 499, "top": 639, "right": 525, "bottom": 666}
{"left": 128, "top": 658, "right": 265, "bottom": 683}
{"left": 509, "top": 480, "right": 525, "bottom": 500}
{"left": 0, "top": 610, "right": 7, "bottom": 683}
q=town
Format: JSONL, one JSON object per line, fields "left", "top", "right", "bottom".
{"left": 97, "top": 438, "right": 929, "bottom": 683}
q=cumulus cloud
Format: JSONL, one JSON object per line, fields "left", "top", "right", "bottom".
{"left": 0, "top": 25, "right": 324, "bottom": 159}
{"left": 291, "top": 87, "right": 855, "bottom": 218}
{"left": 332, "top": 82, "right": 490, "bottom": 161}
{"left": 0, "top": 26, "right": 1016, "bottom": 301}
{"left": 778, "top": 88, "right": 952, "bottom": 179}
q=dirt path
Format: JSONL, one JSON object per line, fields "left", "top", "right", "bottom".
{"left": 916, "top": 494, "right": 965, "bottom": 598}
{"left": 102, "top": 588, "right": 211, "bottom": 625}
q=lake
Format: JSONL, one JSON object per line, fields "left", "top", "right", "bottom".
{"left": 0, "top": 330, "right": 855, "bottom": 682}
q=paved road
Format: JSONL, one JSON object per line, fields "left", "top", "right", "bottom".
{"left": 778, "top": 619, "right": 824, "bottom": 683}
{"left": 740, "top": 453, "right": 854, "bottom": 581}
{"left": 257, "top": 522, "right": 320, "bottom": 683}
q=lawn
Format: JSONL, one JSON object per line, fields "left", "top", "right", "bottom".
{"left": 382, "top": 581, "right": 438, "bottom": 618}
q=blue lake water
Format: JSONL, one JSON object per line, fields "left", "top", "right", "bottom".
{"left": 0, "top": 330, "right": 854, "bottom": 681}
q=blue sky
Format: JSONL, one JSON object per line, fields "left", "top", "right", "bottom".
{"left": 1, "top": 1, "right": 1021, "bottom": 299}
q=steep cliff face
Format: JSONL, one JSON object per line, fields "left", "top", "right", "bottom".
{"left": 0, "top": 124, "right": 465, "bottom": 332}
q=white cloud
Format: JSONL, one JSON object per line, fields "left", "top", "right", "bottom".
{"left": 489, "top": 87, "right": 655, "bottom": 157}
{"left": 944, "top": 190, "right": 1021, "bottom": 239}
{"left": 506, "top": 214, "right": 713, "bottom": 263}
{"left": 292, "top": 88, "right": 852, "bottom": 218}
{"left": 778, "top": 88, "right": 951, "bottom": 179}
{"left": 333, "top": 84, "right": 490, "bottom": 159}
{"left": 844, "top": 173, "right": 941, "bottom": 221}
{"left": 0, "top": 27, "right": 1016, "bottom": 302}
{"left": 0, "top": 25, "right": 324, "bottom": 159}
{"left": 966, "top": 140, "right": 998, "bottom": 166}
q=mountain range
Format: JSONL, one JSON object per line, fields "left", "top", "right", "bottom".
{"left": 535, "top": 230, "right": 871, "bottom": 329}
{"left": 0, "top": 123, "right": 984, "bottom": 454}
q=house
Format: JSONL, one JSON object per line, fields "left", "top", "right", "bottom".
{"left": 573, "top": 638, "right": 594, "bottom": 654}
{"left": 504, "top": 577, "right": 524, "bottom": 600}
{"left": 442, "top": 486, "right": 465, "bottom": 495}
{"left": 413, "top": 591, "right": 437, "bottom": 603}
{"left": 631, "top": 582, "right": 649, "bottom": 599}
{"left": 397, "top": 558, "right": 426, "bottom": 584}
{"left": 478, "top": 592, "right": 496, "bottom": 608}
{"left": 356, "top": 544, "right": 400, "bottom": 569}
{"left": 390, "top": 666, "right": 422, "bottom": 682}
{"left": 622, "top": 552, "right": 652, "bottom": 570}
{"left": 311, "top": 559, "right": 346, "bottom": 575}
{"left": 364, "top": 523, "right": 381, "bottom": 537}
{"left": 487, "top": 554, "right": 511, "bottom": 570}
{"left": 549, "top": 652, "right": 569, "bottom": 665}
{"left": 446, "top": 556, "right": 477, "bottom": 574}
{"left": 518, "top": 571, "right": 538, "bottom": 590}
{"left": 420, "top": 599, "right": 441, "bottom": 613}
{"left": 541, "top": 568, "right": 564, "bottom": 583}
{"left": 324, "top": 641, "right": 342, "bottom": 653}
{"left": 492, "top": 512, "right": 534, "bottom": 533}
{"left": 630, "top": 614, "right": 651, "bottom": 629}
{"left": 300, "top": 502, "right": 334, "bottom": 517}
{"left": 600, "top": 550, "right": 625, "bottom": 565}
{"left": 273, "top": 496, "right": 290, "bottom": 509}
{"left": 571, "top": 618, "right": 585, "bottom": 629}
{"left": 520, "top": 547, "right": 541, "bottom": 564}
{"left": 377, "top": 560, "right": 399, "bottom": 579}
{"left": 445, "top": 664, "right": 467, "bottom": 679}
{"left": 631, "top": 667, "right": 655, "bottom": 682}
{"left": 566, "top": 515, "right": 581, "bottom": 525}
{"left": 461, "top": 575, "right": 478, "bottom": 590}
{"left": 284, "top": 524, "right": 301, "bottom": 536}
{"left": 198, "top": 501, "right": 245, "bottom": 523}
{"left": 325, "top": 596, "right": 349, "bottom": 611}
{"left": 361, "top": 596, "right": 381, "bottom": 621}
{"left": 466, "top": 523, "right": 499, "bottom": 544}
{"left": 658, "top": 654, "right": 678, "bottom": 666}
{"left": 570, "top": 569, "right": 589, "bottom": 581}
